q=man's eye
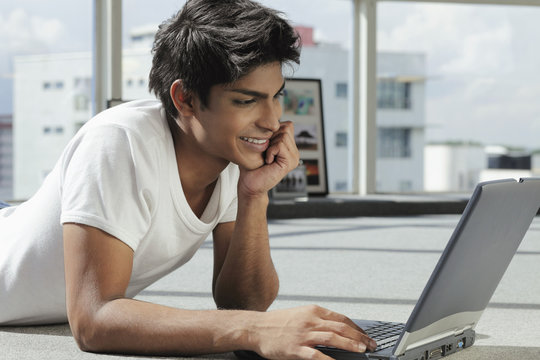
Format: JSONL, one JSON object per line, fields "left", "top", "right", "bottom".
{"left": 234, "top": 99, "right": 256, "bottom": 106}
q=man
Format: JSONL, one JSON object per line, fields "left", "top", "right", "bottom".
{"left": 0, "top": 0, "right": 376, "bottom": 358}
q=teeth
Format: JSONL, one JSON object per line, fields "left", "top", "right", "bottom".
{"left": 240, "top": 136, "right": 267, "bottom": 145}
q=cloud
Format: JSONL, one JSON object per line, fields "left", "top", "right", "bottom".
{"left": 378, "top": 2, "right": 540, "bottom": 149}
{"left": 426, "top": 75, "right": 540, "bottom": 148}
{"left": 377, "top": 3, "right": 515, "bottom": 75}
{"left": 0, "top": 8, "right": 66, "bottom": 54}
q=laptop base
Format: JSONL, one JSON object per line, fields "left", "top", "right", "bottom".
{"left": 319, "top": 328, "right": 475, "bottom": 360}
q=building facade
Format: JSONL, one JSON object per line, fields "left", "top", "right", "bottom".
{"left": 13, "top": 53, "right": 92, "bottom": 199}
{"left": 296, "top": 42, "right": 426, "bottom": 193}
{"left": 424, "top": 143, "right": 540, "bottom": 192}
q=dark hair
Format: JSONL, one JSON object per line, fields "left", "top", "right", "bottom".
{"left": 148, "top": 0, "right": 301, "bottom": 121}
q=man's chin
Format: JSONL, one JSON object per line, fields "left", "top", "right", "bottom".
{"left": 237, "top": 157, "right": 265, "bottom": 171}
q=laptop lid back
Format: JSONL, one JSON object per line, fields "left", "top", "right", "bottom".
{"left": 393, "top": 178, "right": 540, "bottom": 356}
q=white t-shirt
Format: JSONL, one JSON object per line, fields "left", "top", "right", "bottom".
{"left": 0, "top": 100, "right": 239, "bottom": 325}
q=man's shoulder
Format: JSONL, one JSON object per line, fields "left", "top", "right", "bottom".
{"left": 81, "top": 99, "right": 168, "bottom": 143}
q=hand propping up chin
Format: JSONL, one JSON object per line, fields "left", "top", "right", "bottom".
{"left": 238, "top": 121, "right": 300, "bottom": 199}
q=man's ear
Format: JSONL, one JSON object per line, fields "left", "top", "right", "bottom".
{"left": 170, "top": 80, "right": 195, "bottom": 117}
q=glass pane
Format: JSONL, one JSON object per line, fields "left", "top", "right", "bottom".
{"left": 1, "top": 0, "right": 92, "bottom": 200}
{"left": 259, "top": 0, "right": 353, "bottom": 193}
{"left": 377, "top": 2, "right": 540, "bottom": 193}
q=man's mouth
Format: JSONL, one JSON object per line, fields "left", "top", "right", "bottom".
{"left": 239, "top": 136, "right": 268, "bottom": 145}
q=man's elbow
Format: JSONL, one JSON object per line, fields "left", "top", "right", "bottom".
{"left": 68, "top": 310, "right": 109, "bottom": 353}
{"left": 215, "top": 275, "right": 279, "bottom": 311}
{"left": 262, "top": 275, "right": 279, "bottom": 309}
{"left": 252, "top": 270, "right": 280, "bottom": 310}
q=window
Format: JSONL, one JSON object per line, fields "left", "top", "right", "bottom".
{"left": 5, "top": 1, "right": 92, "bottom": 199}
{"left": 123, "top": 0, "right": 353, "bottom": 193}
{"left": 336, "top": 82, "right": 348, "bottom": 98}
{"left": 377, "top": 79, "right": 411, "bottom": 109}
{"left": 378, "top": 128, "right": 411, "bottom": 158}
{"left": 43, "top": 81, "right": 66, "bottom": 91}
{"left": 9, "top": 1, "right": 536, "bottom": 198}
{"left": 399, "top": 180, "right": 413, "bottom": 192}
{"left": 335, "top": 132, "right": 348, "bottom": 147}
{"left": 74, "top": 95, "right": 89, "bottom": 111}
{"left": 73, "top": 78, "right": 91, "bottom": 112}
{"left": 379, "top": 2, "right": 540, "bottom": 193}
{"left": 334, "top": 181, "right": 348, "bottom": 192}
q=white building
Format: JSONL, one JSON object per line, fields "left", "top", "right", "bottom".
{"left": 13, "top": 52, "right": 93, "bottom": 199}
{"left": 424, "top": 143, "right": 486, "bottom": 192}
{"left": 0, "top": 114, "right": 13, "bottom": 200}
{"left": 376, "top": 53, "right": 426, "bottom": 193}
{"left": 13, "top": 26, "right": 426, "bottom": 198}
{"left": 296, "top": 37, "right": 426, "bottom": 193}
{"left": 13, "top": 48, "right": 152, "bottom": 200}
{"left": 424, "top": 143, "right": 538, "bottom": 192}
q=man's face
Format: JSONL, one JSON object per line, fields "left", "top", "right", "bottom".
{"left": 190, "top": 61, "right": 285, "bottom": 170}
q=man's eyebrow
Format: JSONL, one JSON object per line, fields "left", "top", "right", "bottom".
{"left": 227, "top": 81, "right": 286, "bottom": 98}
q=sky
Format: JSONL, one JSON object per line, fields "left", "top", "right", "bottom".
{"left": 1, "top": 0, "right": 539, "bottom": 150}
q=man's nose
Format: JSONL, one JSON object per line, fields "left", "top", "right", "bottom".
{"left": 258, "top": 100, "right": 282, "bottom": 132}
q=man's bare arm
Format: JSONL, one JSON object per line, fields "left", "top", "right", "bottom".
{"left": 63, "top": 223, "right": 257, "bottom": 355}
{"left": 212, "top": 193, "right": 278, "bottom": 311}
{"left": 64, "top": 223, "right": 375, "bottom": 358}
{"left": 211, "top": 122, "right": 299, "bottom": 311}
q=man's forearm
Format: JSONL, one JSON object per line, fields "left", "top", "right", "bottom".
{"left": 213, "top": 193, "right": 279, "bottom": 310}
{"left": 73, "top": 298, "right": 260, "bottom": 356}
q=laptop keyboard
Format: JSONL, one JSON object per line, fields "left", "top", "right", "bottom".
{"left": 364, "top": 321, "right": 405, "bottom": 352}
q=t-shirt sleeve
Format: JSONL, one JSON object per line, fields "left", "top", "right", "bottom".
{"left": 218, "top": 164, "right": 239, "bottom": 224}
{"left": 219, "top": 195, "right": 237, "bottom": 223}
{"left": 59, "top": 125, "right": 153, "bottom": 251}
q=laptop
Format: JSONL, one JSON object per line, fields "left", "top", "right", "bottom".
{"left": 237, "top": 177, "right": 540, "bottom": 360}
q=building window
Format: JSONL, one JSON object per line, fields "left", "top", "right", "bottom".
{"left": 73, "top": 78, "right": 91, "bottom": 111}
{"left": 399, "top": 180, "right": 413, "bottom": 192}
{"left": 43, "top": 81, "right": 65, "bottom": 91}
{"left": 377, "top": 79, "right": 411, "bottom": 109}
{"left": 43, "top": 126, "right": 64, "bottom": 135}
{"left": 74, "top": 94, "right": 89, "bottom": 111}
{"left": 335, "top": 181, "right": 348, "bottom": 191}
{"left": 378, "top": 128, "right": 411, "bottom": 158}
{"left": 336, "top": 82, "right": 348, "bottom": 98}
{"left": 335, "top": 132, "right": 347, "bottom": 147}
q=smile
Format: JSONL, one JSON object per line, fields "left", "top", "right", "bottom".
{"left": 240, "top": 136, "right": 268, "bottom": 145}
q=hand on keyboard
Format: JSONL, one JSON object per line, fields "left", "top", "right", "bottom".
{"left": 248, "top": 305, "right": 377, "bottom": 359}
